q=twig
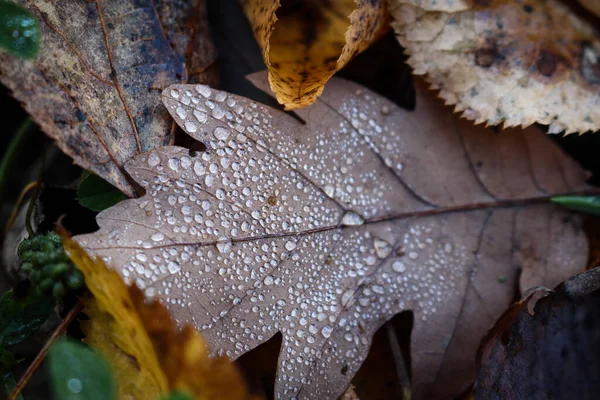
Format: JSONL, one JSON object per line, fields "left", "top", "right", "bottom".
{"left": 386, "top": 323, "right": 412, "bottom": 400}
{"left": 7, "top": 301, "right": 83, "bottom": 400}
{"left": 24, "top": 149, "right": 46, "bottom": 238}
{"left": 4, "top": 181, "right": 38, "bottom": 234}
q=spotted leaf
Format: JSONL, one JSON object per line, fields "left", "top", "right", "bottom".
{"left": 390, "top": 0, "right": 600, "bottom": 134}
{"left": 77, "top": 72, "right": 590, "bottom": 399}
{"left": 0, "top": 0, "right": 217, "bottom": 196}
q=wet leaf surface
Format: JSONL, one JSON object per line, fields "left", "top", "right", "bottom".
{"left": 0, "top": 0, "right": 217, "bottom": 196}
{"left": 241, "top": 0, "right": 388, "bottom": 110}
{"left": 476, "top": 267, "right": 600, "bottom": 400}
{"left": 77, "top": 73, "right": 590, "bottom": 399}
{"left": 391, "top": 0, "right": 600, "bottom": 133}
{"left": 64, "top": 234, "right": 256, "bottom": 400}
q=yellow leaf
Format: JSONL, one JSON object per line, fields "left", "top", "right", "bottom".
{"left": 241, "top": 0, "right": 389, "bottom": 110}
{"left": 62, "top": 234, "right": 256, "bottom": 400}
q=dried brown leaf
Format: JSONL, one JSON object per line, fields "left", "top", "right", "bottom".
{"left": 390, "top": 0, "right": 600, "bottom": 133}
{"left": 241, "top": 0, "right": 388, "bottom": 110}
{"left": 0, "top": 0, "right": 217, "bottom": 196}
{"left": 77, "top": 72, "right": 590, "bottom": 399}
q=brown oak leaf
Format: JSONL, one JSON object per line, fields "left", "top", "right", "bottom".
{"left": 77, "top": 72, "right": 590, "bottom": 399}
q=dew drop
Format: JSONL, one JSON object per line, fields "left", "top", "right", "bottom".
{"left": 168, "top": 261, "right": 181, "bottom": 274}
{"left": 408, "top": 251, "right": 419, "bottom": 260}
{"left": 147, "top": 152, "right": 160, "bottom": 167}
{"left": 193, "top": 110, "right": 207, "bottom": 123}
{"left": 196, "top": 85, "right": 212, "bottom": 97}
{"left": 216, "top": 237, "right": 232, "bottom": 254}
{"left": 193, "top": 160, "right": 205, "bottom": 176}
{"left": 321, "top": 325, "right": 333, "bottom": 338}
{"left": 168, "top": 158, "right": 180, "bottom": 171}
{"left": 392, "top": 260, "right": 406, "bottom": 273}
{"left": 151, "top": 232, "right": 164, "bottom": 242}
{"left": 373, "top": 238, "right": 391, "bottom": 259}
{"left": 285, "top": 241, "right": 297, "bottom": 251}
{"left": 185, "top": 121, "right": 197, "bottom": 133}
{"left": 214, "top": 126, "right": 230, "bottom": 141}
{"left": 341, "top": 211, "right": 364, "bottom": 226}
{"left": 263, "top": 275, "right": 274, "bottom": 285}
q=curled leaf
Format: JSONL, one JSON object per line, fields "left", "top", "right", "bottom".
{"left": 241, "top": 0, "right": 388, "bottom": 109}
{"left": 390, "top": 0, "right": 600, "bottom": 133}
{"left": 62, "top": 235, "right": 255, "bottom": 400}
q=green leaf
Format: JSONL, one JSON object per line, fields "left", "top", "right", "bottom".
{"left": 160, "top": 391, "right": 193, "bottom": 400}
{"left": 551, "top": 196, "right": 600, "bottom": 216}
{"left": 0, "top": 1, "right": 40, "bottom": 59}
{"left": 48, "top": 339, "right": 118, "bottom": 400}
{"left": 0, "top": 284, "right": 52, "bottom": 346}
{"left": 77, "top": 172, "right": 127, "bottom": 212}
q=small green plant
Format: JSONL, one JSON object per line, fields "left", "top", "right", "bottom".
{"left": 18, "top": 232, "right": 85, "bottom": 299}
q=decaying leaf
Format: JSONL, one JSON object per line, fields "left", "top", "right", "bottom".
{"left": 476, "top": 267, "right": 600, "bottom": 399}
{"left": 76, "top": 72, "right": 590, "bottom": 399}
{"left": 580, "top": 0, "right": 600, "bottom": 17}
{"left": 390, "top": 0, "right": 600, "bottom": 133}
{"left": 241, "top": 0, "right": 388, "bottom": 110}
{"left": 63, "top": 235, "right": 254, "bottom": 400}
{"left": 0, "top": 0, "right": 217, "bottom": 196}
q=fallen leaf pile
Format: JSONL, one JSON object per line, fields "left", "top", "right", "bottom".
{"left": 0, "top": 0, "right": 217, "bottom": 196}
{"left": 241, "top": 0, "right": 388, "bottom": 109}
{"left": 390, "top": 0, "right": 600, "bottom": 133}
{"left": 62, "top": 234, "right": 255, "bottom": 400}
{"left": 76, "top": 72, "right": 590, "bottom": 399}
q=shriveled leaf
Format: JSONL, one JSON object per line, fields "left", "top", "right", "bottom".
{"left": 77, "top": 73, "right": 590, "bottom": 399}
{"left": 63, "top": 235, "right": 256, "bottom": 400}
{"left": 241, "top": 0, "right": 388, "bottom": 110}
{"left": 476, "top": 267, "right": 600, "bottom": 399}
{"left": 77, "top": 172, "right": 127, "bottom": 212}
{"left": 0, "top": 0, "right": 217, "bottom": 196}
{"left": 390, "top": 0, "right": 600, "bottom": 134}
{"left": 48, "top": 339, "right": 118, "bottom": 400}
{"left": 0, "top": 1, "right": 39, "bottom": 59}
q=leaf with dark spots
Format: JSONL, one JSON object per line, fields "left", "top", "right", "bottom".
{"left": 77, "top": 72, "right": 591, "bottom": 399}
{"left": 0, "top": 0, "right": 217, "bottom": 197}
{"left": 476, "top": 267, "right": 600, "bottom": 400}
{"left": 391, "top": 0, "right": 600, "bottom": 133}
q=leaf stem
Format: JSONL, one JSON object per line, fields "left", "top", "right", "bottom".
{"left": 386, "top": 323, "right": 411, "bottom": 400}
{"left": 0, "top": 119, "right": 37, "bottom": 208}
{"left": 7, "top": 301, "right": 83, "bottom": 400}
